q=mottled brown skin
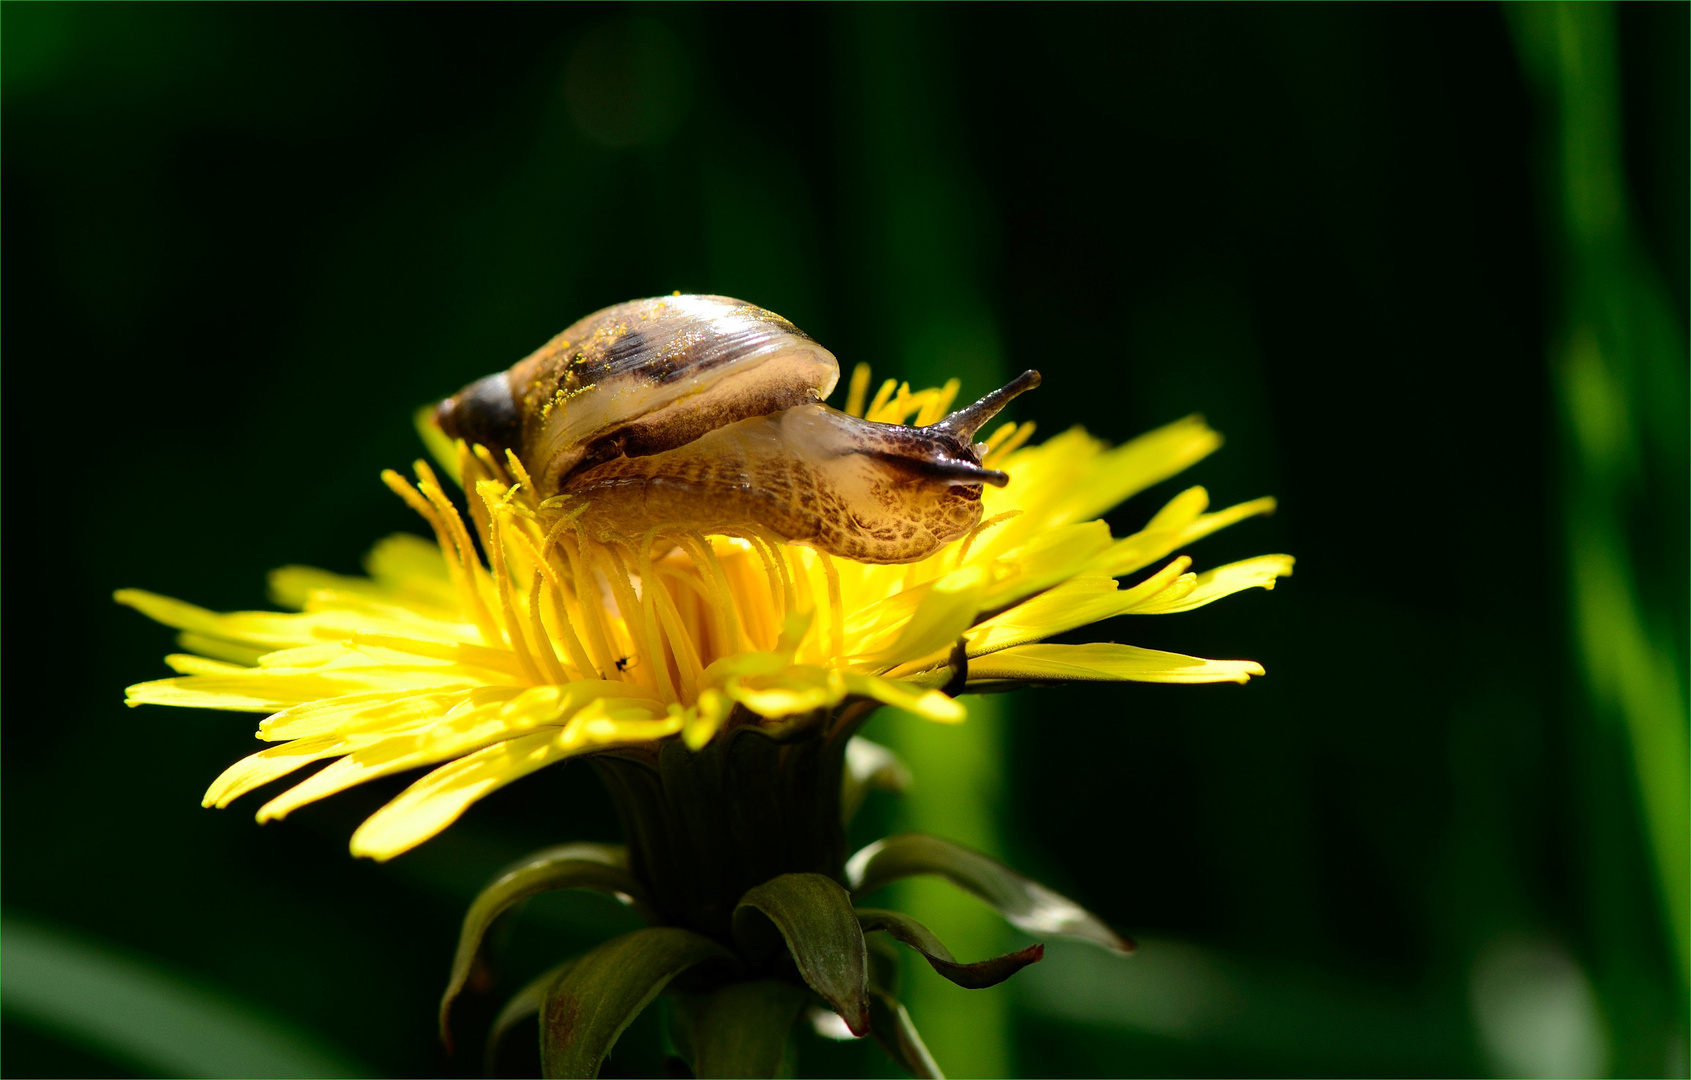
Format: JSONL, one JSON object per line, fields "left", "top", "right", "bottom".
{"left": 564, "top": 412, "right": 989, "bottom": 563}
{"left": 434, "top": 294, "right": 1038, "bottom": 564}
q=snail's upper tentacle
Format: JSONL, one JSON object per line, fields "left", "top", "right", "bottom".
{"left": 925, "top": 369, "right": 1043, "bottom": 443}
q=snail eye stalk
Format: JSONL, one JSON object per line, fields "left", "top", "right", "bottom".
{"left": 927, "top": 369, "right": 1043, "bottom": 443}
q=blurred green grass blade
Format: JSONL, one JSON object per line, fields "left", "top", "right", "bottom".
{"left": 1, "top": 917, "right": 365, "bottom": 1078}
{"left": 865, "top": 701, "right": 1014, "bottom": 1078}
{"left": 1019, "top": 937, "right": 1470, "bottom": 1073}
{"left": 838, "top": 5, "right": 1017, "bottom": 1063}
{"left": 1511, "top": 0, "right": 1691, "bottom": 987}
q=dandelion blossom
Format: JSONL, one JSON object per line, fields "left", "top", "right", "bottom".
{"left": 121, "top": 376, "right": 1288, "bottom": 863}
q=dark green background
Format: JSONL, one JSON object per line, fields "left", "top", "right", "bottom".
{"left": 3, "top": 4, "right": 1685, "bottom": 1077}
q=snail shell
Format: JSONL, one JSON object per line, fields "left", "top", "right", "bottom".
{"left": 434, "top": 294, "right": 1039, "bottom": 564}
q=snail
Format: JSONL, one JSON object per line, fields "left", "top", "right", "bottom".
{"left": 433, "top": 294, "right": 1039, "bottom": 564}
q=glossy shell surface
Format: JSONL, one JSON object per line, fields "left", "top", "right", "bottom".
{"left": 507, "top": 295, "right": 839, "bottom": 493}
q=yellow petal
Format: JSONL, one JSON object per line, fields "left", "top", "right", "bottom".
{"left": 269, "top": 566, "right": 391, "bottom": 612}
{"left": 874, "top": 565, "right": 988, "bottom": 665}
{"left": 967, "top": 642, "right": 1265, "bottom": 685}
{"left": 698, "top": 611, "right": 814, "bottom": 687}
{"left": 257, "top": 689, "right": 549, "bottom": 822}
{"left": 1144, "top": 484, "right": 1210, "bottom": 528}
{"left": 414, "top": 406, "right": 464, "bottom": 487}
{"left": 260, "top": 689, "right": 469, "bottom": 739}
{"left": 346, "top": 631, "right": 529, "bottom": 679}
{"left": 357, "top": 744, "right": 560, "bottom": 849}
{"left": 775, "top": 610, "right": 815, "bottom": 655}
{"left": 126, "top": 667, "right": 484, "bottom": 712}
{"left": 964, "top": 558, "right": 1194, "bottom": 657}
{"left": 164, "top": 654, "right": 252, "bottom": 677}
{"left": 980, "top": 521, "right": 1113, "bottom": 608}
{"left": 364, "top": 533, "right": 458, "bottom": 605}
{"left": 1089, "top": 496, "right": 1277, "bottom": 578}
{"left": 127, "top": 676, "right": 313, "bottom": 713}
{"left": 349, "top": 715, "right": 679, "bottom": 861}
{"left": 839, "top": 585, "right": 932, "bottom": 657}
{"left": 979, "top": 427, "right": 1106, "bottom": 535}
{"left": 175, "top": 633, "right": 269, "bottom": 666}
{"left": 726, "top": 679, "right": 838, "bottom": 718}
{"left": 203, "top": 735, "right": 353, "bottom": 808}
{"left": 1014, "top": 416, "right": 1221, "bottom": 530}
{"left": 297, "top": 590, "right": 467, "bottom": 634}
{"left": 684, "top": 693, "right": 728, "bottom": 750}
{"left": 843, "top": 673, "right": 966, "bottom": 723}
{"left": 725, "top": 666, "right": 847, "bottom": 719}
{"left": 699, "top": 647, "right": 795, "bottom": 687}
{"left": 1132, "top": 555, "right": 1295, "bottom": 614}
{"left": 115, "top": 589, "right": 315, "bottom": 650}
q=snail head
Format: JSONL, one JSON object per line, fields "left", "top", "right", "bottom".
{"left": 756, "top": 370, "right": 1040, "bottom": 561}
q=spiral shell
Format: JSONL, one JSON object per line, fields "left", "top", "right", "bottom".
{"left": 437, "top": 295, "right": 839, "bottom": 495}
{"left": 435, "top": 294, "right": 1038, "bottom": 563}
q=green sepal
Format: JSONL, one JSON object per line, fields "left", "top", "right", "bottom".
{"left": 866, "top": 987, "right": 943, "bottom": 1079}
{"left": 540, "top": 926, "right": 732, "bottom": 1079}
{"left": 484, "top": 957, "right": 580, "bottom": 1076}
{"left": 670, "top": 979, "right": 809, "bottom": 1079}
{"left": 732, "top": 873, "right": 870, "bottom": 1036}
{"left": 841, "top": 737, "right": 912, "bottom": 825}
{"left": 847, "top": 833, "right": 1134, "bottom": 954}
{"left": 856, "top": 907, "right": 1044, "bottom": 989}
{"left": 440, "top": 842, "right": 653, "bottom": 1049}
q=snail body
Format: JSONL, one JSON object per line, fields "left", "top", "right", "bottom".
{"left": 434, "top": 294, "right": 1038, "bottom": 564}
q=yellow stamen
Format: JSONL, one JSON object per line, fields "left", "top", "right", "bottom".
{"left": 562, "top": 526, "right": 622, "bottom": 682}
{"left": 380, "top": 470, "right": 501, "bottom": 648}
{"left": 603, "top": 543, "right": 674, "bottom": 701}
{"left": 982, "top": 421, "right": 1037, "bottom": 467}
{"left": 817, "top": 551, "right": 845, "bottom": 664}
{"left": 683, "top": 534, "right": 744, "bottom": 657}
{"left": 956, "top": 511, "right": 1023, "bottom": 570}
{"left": 506, "top": 530, "right": 597, "bottom": 680}
{"left": 844, "top": 362, "right": 872, "bottom": 418}
{"left": 638, "top": 536, "right": 702, "bottom": 702}
{"left": 913, "top": 378, "right": 962, "bottom": 426}
{"left": 478, "top": 491, "right": 544, "bottom": 685}
{"left": 525, "top": 572, "right": 571, "bottom": 685}
{"left": 866, "top": 377, "right": 897, "bottom": 420}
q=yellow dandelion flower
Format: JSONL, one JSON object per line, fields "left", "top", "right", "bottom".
{"left": 119, "top": 372, "right": 1290, "bottom": 863}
